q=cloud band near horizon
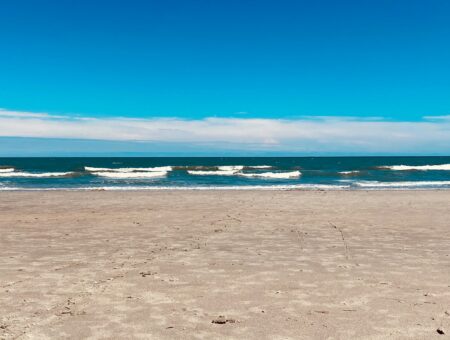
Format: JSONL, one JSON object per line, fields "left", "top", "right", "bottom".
{"left": 1, "top": 109, "right": 450, "bottom": 154}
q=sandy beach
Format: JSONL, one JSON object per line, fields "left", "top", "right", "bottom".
{"left": 1, "top": 190, "right": 449, "bottom": 339}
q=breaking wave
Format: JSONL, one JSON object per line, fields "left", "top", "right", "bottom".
{"left": 339, "top": 171, "right": 360, "bottom": 175}
{"left": 247, "top": 165, "right": 272, "bottom": 169}
{"left": 0, "top": 171, "right": 76, "bottom": 178}
{"left": 0, "top": 168, "right": 15, "bottom": 173}
{"left": 217, "top": 165, "right": 244, "bottom": 171}
{"left": 85, "top": 166, "right": 173, "bottom": 172}
{"left": 187, "top": 169, "right": 300, "bottom": 179}
{"left": 187, "top": 170, "right": 239, "bottom": 176}
{"left": 91, "top": 171, "right": 168, "bottom": 178}
{"left": 378, "top": 164, "right": 450, "bottom": 171}
{"left": 239, "top": 171, "right": 301, "bottom": 179}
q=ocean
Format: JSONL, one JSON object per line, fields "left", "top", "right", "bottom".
{"left": 1, "top": 157, "right": 450, "bottom": 190}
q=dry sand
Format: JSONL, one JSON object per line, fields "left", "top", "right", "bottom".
{"left": 1, "top": 190, "right": 450, "bottom": 339}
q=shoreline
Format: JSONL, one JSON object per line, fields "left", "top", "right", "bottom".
{"left": 2, "top": 186, "right": 450, "bottom": 192}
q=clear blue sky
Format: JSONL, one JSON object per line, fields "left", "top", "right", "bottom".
{"left": 1, "top": 0, "right": 450, "bottom": 120}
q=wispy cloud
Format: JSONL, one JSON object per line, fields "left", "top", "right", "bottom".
{"left": 1, "top": 108, "right": 450, "bottom": 154}
{"left": 423, "top": 114, "right": 450, "bottom": 121}
{"left": 0, "top": 109, "right": 65, "bottom": 119}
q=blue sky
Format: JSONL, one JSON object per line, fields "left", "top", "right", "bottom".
{"left": 1, "top": 0, "right": 450, "bottom": 155}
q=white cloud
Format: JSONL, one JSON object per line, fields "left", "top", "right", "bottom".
{"left": 1, "top": 109, "right": 450, "bottom": 154}
{"left": 423, "top": 115, "right": 450, "bottom": 121}
{"left": 0, "top": 108, "right": 65, "bottom": 119}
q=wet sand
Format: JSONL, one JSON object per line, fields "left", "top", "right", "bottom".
{"left": 1, "top": 190, "right": 450, "bottom": 339}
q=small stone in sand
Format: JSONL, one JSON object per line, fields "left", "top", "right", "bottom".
{"left": 437, "top": 328, "right": 445, "bottom": 335}
{"left": 212, "top": 316, "right": 227, "bottom": 324}
{"left": 212, "top": 316, "right": 236, "bottom": 324}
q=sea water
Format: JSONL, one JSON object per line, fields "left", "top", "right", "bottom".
{"left": 1, "top": 157, "right": 450, "bottom": 190}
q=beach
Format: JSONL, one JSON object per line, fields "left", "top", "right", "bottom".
{"left": 1, "top": 190, "right": 449, "bottom": 339}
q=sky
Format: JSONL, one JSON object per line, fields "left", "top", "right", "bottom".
{"left": 1, "top": 0, "right": 450, "bottom": 156}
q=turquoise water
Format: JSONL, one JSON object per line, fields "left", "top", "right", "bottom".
{"left": 1, "top": 157, "right": 450, "bottom": 190}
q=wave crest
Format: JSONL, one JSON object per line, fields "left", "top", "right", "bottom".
{"left": 239, "top": 171, "right": 301, "bottom": 179}
{"left": 85, "top": 166, "right": 172, "bottom": 172}
{"left": 247, "top": 165, "right": 272, "bottom": 169}
{"left": 92, "top": 171, "right": 168, "bottom": 178}
{"left": 379, "top": 164, "right": 450, "bottom": 171}
{"left": 217, "top": 165, "right": 244, "bottom": 171}
{"left": 187, "top": 169, "right": 300, "bottom": 178}
{"left": 187, "top": 170, "right": 239, "bottom": 176}
{"left": 0, "top": 168, "right": 15, "bottom": 173}
{"left": 0, "top": 171, "right": 75, "bottom": 178}
{"left": 339, "top": 171, "right": 360, "bottom": 175}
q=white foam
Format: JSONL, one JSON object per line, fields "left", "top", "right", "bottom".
{"left": 83, "top": 184, "right": 345, "bottom": 190}
{"left": 354, "top": 181, "right": 450, "bottom": 188}
{"left": 339, "top": 171, "right": 360, "bottom": 175}
{"left": 379, "top": 164, "right": 450, "bottom": 171}
{"left": 0, "top": 168, "right": 15, "bottom": 173}
{"left": 0, "top": 184, "right": 350, "bottom": 191}
{"left": 188, "top": 169, "right": 301, "bottom": 178}
{"left": 187, "top": 170, "right": 239, "bottom": 176}
{"left": 85, "top": 166, "right": 173, "bottom": 172}
{"left": 247, "top": 165, "right": 272, "bottom": 169}
{"left": 92, "top": 171, "right": 167, "bottom": 178}
{"left": 239, "top": 171, "right": 301, "bottom": 179}
{"left": 85, "top": 166, "right": 110, "bottom": 171}
{"left": 0, "top": 172, "right": 74, "bottom": 178}
{"left": 143, "top": 166, "right": 173, "bottom": 172}
{"left": 217, "top": 165, "right": 244, "bottom": 171}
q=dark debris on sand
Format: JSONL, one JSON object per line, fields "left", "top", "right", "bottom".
{"left": 211, "top": 316, "right": 236, "bottom": 324}
{"left": 139, "top": 271, "right": 157, "bottom": 277}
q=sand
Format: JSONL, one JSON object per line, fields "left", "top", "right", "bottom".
{"left": 1, "top": 190, "right": 449, "bottom": 339}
